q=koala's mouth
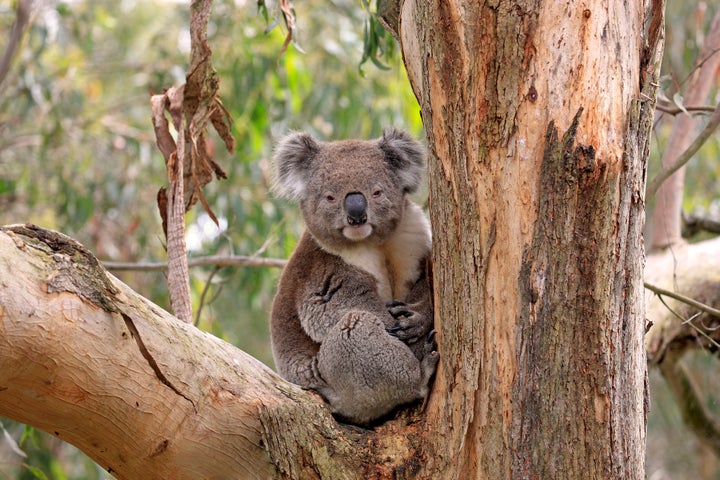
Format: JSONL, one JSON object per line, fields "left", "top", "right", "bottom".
{"left": 342, "top": 224, "right": 373, "bottom": 241}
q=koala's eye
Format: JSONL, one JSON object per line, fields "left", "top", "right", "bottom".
{"left": 372, "top": 190, "right": 383, "bottom": 198}
{"left": 325, "top": 194, "right": 336, "bottom": 202}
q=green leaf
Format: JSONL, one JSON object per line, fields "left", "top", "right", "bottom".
{"left": 22, "top": 464, "right": 50, "bottom": 480}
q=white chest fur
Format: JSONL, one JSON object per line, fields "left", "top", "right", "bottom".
{"left": 327, "top": 202, "right": 431, "bottom": 303}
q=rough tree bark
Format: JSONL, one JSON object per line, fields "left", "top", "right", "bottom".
{"left": 399, "top": 0, "right": 663, "bottom": 477}
{"left": 1, "top": 0, "right": 665, "bottom": 478}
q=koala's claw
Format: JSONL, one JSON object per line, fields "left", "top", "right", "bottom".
{"left": 386, "top": 324, "right": 414, "bottom": 343}
{"left": 386, "top": 319, "right": 425, "bottom": 344}
{"left": 386, "top": 324, "right": 401, "bottom": 336}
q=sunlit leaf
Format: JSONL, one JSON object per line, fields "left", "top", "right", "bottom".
{"left": 1, "top": 424, "right": 27, "bottom": 458}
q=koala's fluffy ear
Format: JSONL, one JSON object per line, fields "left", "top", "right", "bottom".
{"left": 272, "top": 132, "right": 321, "bottom": 200}
{"left": 378, "top": 128, "right": 426, "bottom": 194}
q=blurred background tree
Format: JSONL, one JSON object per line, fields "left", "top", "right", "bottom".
{"left": 0, "top": 0, "right": 718, "bottom": 478}
{"left": 646, "top": 2, "right": 720, "bottom": 479}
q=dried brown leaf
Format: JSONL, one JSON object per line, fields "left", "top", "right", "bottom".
{"left": 150, "top": 94, "right": 175, "bottom": 163}
{"left": 156, "top": 187, "right": 168, "bottom": 241}
{"left": 210, "top": 98, "right": 235, "bottom": 154}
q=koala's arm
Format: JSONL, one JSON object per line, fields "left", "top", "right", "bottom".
{"left": 298, "top": 267, "right": 388, "bottom": 343}
{"left": 387, "top": 256, "right": 434, "bottom": 344}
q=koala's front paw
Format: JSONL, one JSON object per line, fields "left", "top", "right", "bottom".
{"left": 385, "top": 300, "right": 430, "bottom": 344}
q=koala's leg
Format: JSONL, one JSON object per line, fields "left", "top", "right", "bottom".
{"left": 316, "top": 310, "right": 426, "bottom": 425}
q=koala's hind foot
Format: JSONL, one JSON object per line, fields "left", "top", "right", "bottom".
{"left": 316, "top": 310, "right": 432, "bottom": 425}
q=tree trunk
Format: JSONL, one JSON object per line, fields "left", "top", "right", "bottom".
{"left": 400, "top": 0, "right": 663, "bottom": 477}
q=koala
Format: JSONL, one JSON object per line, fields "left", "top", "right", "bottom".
{"left": 270, "top": 128, "right": 438, "bottom": 425}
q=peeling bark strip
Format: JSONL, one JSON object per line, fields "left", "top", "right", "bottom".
{"left": 4, "top": 224, "right": 195, "bottom": 408}
{"left": 121, "top": 313, "right": 196, "bottom": 411}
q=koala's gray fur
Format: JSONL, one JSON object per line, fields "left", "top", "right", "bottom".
{"left": 270, "top": 128, "right": 438, "bottom": 425}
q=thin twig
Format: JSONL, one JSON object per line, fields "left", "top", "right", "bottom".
{"left": 646, "top": 102, "right": 720, "bottom": 198}
{"left": 655, "top": 103, "right": 717, "bottom": 115}
{"left": 194, "top": 265, "right": 221, "bottom": 326}
{"left": 103, "top": 255, "right": 287, "bottom": 272}
{"left": 653, "top": 292, "right": 720, "bottom": 350}
{"left": 677, "top": 46, "right": 720, "bottom": 90}
{"left": 644, "top": 281, "right": 720, "bottom": 318}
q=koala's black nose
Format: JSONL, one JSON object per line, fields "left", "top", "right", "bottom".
{"left": 344, "top": 192, "right": 367, "bottom": 225}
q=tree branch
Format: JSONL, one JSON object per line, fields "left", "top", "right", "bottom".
{"left": 644, "top": 281, "right": 720, "bottom": 318}
{"left": 646, "top": 101, "right": 720, "bottom": 199}
{"left": 102, "top": 255, "right": 286, "bottom": 272}
{"left": 683, "top": 213, "right": 720, "bottom": 238}
{"left": 645, "top": 236, "right": 720, "bottom": 364}
{"left": 0, "top": 224, "right": 426, "bottom": 479}
{"left": 152, "top": 0, "right": 235, "bottom": 323}
{"left": 0, "top": 224, "right": 279, "bottom": 478}
{"left": 655, "top": 103, "right": 717, "bottom": 115}
{"left": 0, "top": 0, "right": 33, "bottom": 89}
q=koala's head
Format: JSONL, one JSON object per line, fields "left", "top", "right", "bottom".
{"left": 273, "top": 128, "right": 425, "bottom": 250}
